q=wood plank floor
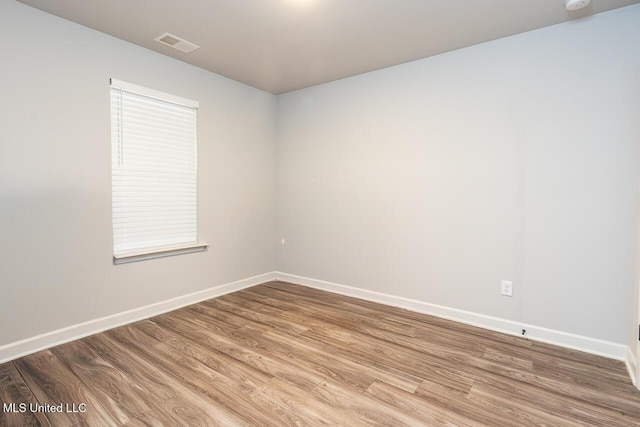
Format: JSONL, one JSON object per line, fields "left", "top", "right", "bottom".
{"left": 2, "top": 281, "right": 640, "bottom": 426}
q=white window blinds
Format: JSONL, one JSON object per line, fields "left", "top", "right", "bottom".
{"left": 110, "top": 79, "right": 199, "bottom": 257}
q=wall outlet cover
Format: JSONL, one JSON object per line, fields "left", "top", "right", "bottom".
{"left": 501, "top": 280, "right": 513, "bottom": 297}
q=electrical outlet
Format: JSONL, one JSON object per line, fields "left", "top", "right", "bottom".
{"left": 501, "top": 280, "right": 513, "bottom": 297}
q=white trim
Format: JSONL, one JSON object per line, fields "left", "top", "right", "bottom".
{"left": 110, "top": 78, "right": 199, "bottom": 108}
{"left": 627, "top": 346, "right": 638, "bottom": 387}
{"left": 274, "top": 272, "right": 629, "bottom": 362}
{"left": 2, "top": 269, "right": 634, "bottom": 386}
{"left": 0, "top": 272, "right": 277, "bottom": 364}
{"left": 113, "top": 242, "right": 209, "bottom": 264}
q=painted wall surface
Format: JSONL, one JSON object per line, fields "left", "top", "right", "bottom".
{"left": 632, "top": 146, "right": 640, "bottom": 364}
{"left": 277, "top": 5, "right": 640, "bottom": 344}
{"left": 2, "top": 0, "right": 640, "bottom": 352}
{"left": 0, "top": 1, "right": 277, "bottom": 346}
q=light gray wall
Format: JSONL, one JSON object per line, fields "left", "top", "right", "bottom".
{"left": 0, "top": 1, "right": 277, "bottom": 346}
{"left": 277, "top": 5, "right": 640, "bottom": 344}
{"left": 2, "top": 0, "right": 639, "bottom": 351}
{"left": 632, "top": 148, "right": 640, "bottom": 362}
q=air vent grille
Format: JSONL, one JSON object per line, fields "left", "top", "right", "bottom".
{"left": 154, "top": 32, "right": 199, "bottom": 53}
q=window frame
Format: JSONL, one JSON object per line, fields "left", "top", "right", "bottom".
{"left": 110, "top": 78, "right": 208, "bottom": 264}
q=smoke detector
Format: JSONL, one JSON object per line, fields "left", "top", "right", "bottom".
{"left": 154, "top": 33, "right": 200, "bottom": 53}
{"left": 565, "top": 0, "right": 591, "bottom": 11}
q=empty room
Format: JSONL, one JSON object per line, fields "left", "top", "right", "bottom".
{"left": 2, "top": 0, "right": 640, "bottom": 425}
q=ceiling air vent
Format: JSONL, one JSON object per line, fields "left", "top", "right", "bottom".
{"left": 154, "top": 32, "right": 200, "bottom": 53}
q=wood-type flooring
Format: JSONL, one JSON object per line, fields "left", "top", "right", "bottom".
{"left": 2, "top": 281, "right": 640, "bottom": 426}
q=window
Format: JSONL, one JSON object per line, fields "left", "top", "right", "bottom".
{"left": 110, "top": 79, "right": 207, "bottom": 263}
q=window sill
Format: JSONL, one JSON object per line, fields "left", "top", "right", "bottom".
{"left": 113, "top": 243, "right": 209, "bottom": 265}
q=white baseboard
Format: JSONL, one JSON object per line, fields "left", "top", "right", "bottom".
{"left": 2, "top": 269, "right": 636, "bottom": 388}
{"left": 0, "top": 272, "right": 278, "bottom": 364}
{"left": 274, "top": 272, "right": 629, "bottom": 363}
{"left": 627, "top": 346, "right": 638, "bottom": 387}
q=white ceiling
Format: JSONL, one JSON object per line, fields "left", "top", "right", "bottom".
{"left": 17, "top": 0, "right": 640, "bottom": 94}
